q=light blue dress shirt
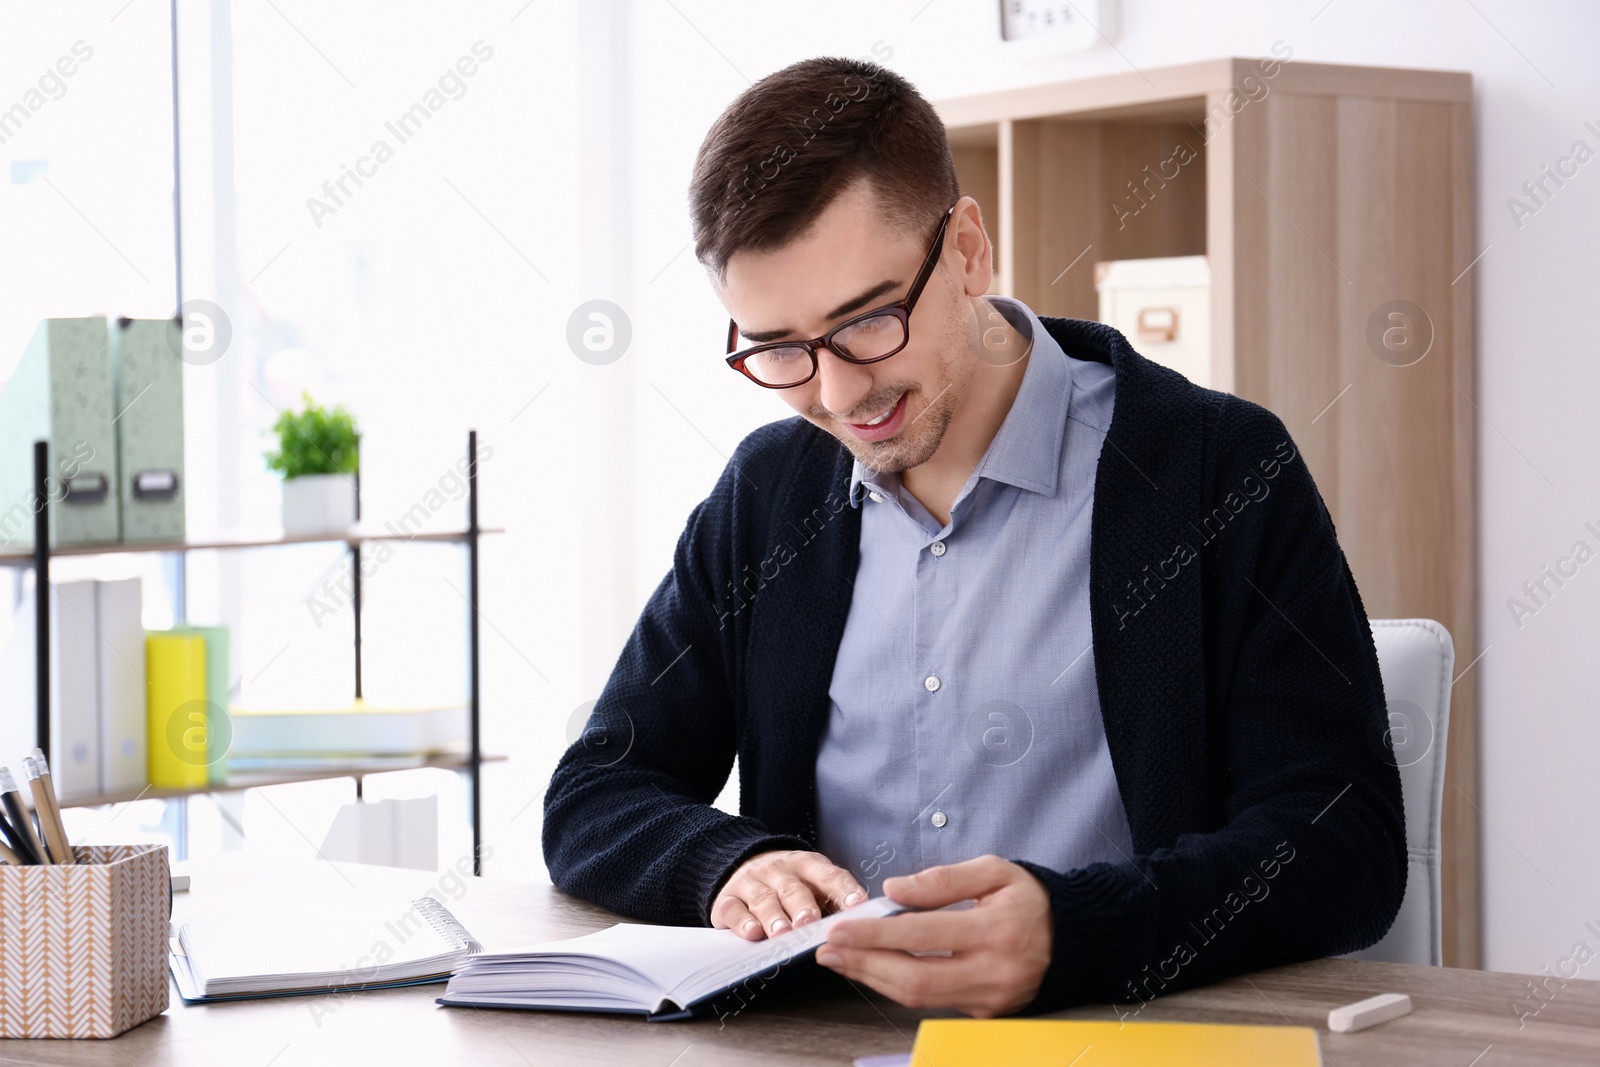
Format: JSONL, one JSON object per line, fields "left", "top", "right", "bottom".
{"left": 814, "top": 295, "right": 1135, "bottom": 895}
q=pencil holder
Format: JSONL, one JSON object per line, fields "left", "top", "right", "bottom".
{"left": 0, "top": 844, "right": 170, "bottom": 1038}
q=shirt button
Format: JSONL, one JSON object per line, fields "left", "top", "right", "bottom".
{"left": 868, "top": 491, "right": 883, "bottom": 503}
{"left": 931, "top": 811, "right": 948, "bottom": 828}
{"left": 930, "top": 540, "right": 946, "bottom": 557}
{"left": 923, "top": 675, "right": 941, "bottom": 692}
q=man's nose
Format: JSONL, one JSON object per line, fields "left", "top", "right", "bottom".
{"left": 815, "top": 345, "right": 873, "bottom": 421}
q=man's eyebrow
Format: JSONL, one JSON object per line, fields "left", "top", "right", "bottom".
{"left": 736, "top": 279, "right": 902, "bottom": 344}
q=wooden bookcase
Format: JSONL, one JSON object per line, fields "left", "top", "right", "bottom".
{"left": 936, "top": 58, "right": 1478, "bottom": 967}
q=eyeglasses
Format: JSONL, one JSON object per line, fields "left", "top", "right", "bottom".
{"left": 724, "top": 204, "right": 957, "bottom": 389}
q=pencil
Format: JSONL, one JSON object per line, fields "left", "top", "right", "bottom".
{"left": 0, "top": 767, "right": 50, "bottom": 865}
{"left": 26, "top": 752, "right": 75, "bottom": 865}
{"left": 22, "top": 758, "right": 73, "bottom": 866}
{"left": 0, "top": 806, "right": 36, "bottom": 864}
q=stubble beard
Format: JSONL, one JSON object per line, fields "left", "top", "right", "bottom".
{"left": 839, "top": 347, "right": 963, "bottom": 475}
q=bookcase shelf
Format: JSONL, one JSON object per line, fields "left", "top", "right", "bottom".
{"left": 12, "top": 431, "right": 497, "bottom": 873}
{"left": 0, "top": 524, "right": 505, "bottom": 567}
{"left": 58, "top": 752, "right": 507, "bottom": 809}
{"left": 934, "top": 57, "right": 1478, "bottom": 966}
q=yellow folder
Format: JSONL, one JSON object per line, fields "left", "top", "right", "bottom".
{"left": 171, "top": 624, "right": 230, "bottom": 785}
{"left": 146, "top": 632, "right": 210, "bottom": 788}
{"left": 910, "top": 1019, "right": 1320, "bottom": 1066}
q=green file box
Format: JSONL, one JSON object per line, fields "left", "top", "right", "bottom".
{"left": 0, "top": 318, "right": 121, "bottom": 550}
{"left": 111, "top": 318, "right": 186, "bottom": 543}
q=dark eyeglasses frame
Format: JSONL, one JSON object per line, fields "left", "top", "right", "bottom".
{"left": 724, "top": 203, "right": 958, "bottom": 389}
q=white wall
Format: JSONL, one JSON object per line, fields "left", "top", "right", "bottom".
{"left": 8, "top": 0, "right": 1590, "bottom": 978}
{"left": 618, "top": 0, "right": 1600, "bottom": 977}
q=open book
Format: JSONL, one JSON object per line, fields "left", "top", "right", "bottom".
{"left": 438, "top": 894, "right": 912, "bottom": 1021}
{"left": 170, "top": 894, "right": 482, "bottom": 1002}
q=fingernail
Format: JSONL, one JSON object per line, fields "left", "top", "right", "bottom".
{"left": 843, "top": 891, "right": 864, "bottom": 906}
{"left": 742, "top": 919, "right": 760, "bottom": 935}
{"left": 793, "top": 909, "right": 816, "bottom": 925}
{"left": 770, "top": 919, "right": 790, "bottom": 934}
{"left": 817, "top": 949, "right": 841, "bottom": 967}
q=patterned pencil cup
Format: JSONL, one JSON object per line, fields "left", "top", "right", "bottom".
{"left": 0, "top": 844, "right": 171, "bottom": 1038}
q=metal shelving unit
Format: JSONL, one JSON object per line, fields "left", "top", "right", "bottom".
{"left": 3, "top": 431, "right": 499, "bottom": 874}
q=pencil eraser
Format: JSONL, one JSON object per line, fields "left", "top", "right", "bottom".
{"left": 171, "top": 873, "right": 191, "bottom": 892}
{"left": 1328, "top": 991, "right": 1411, "bottom": 1032}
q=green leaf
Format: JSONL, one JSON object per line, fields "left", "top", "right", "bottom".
{"left": 264, "top": 391, "right": 361, "bottom": 478}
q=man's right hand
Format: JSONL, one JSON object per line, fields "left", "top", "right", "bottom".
{"left": 711, "top": 850, "right": 867, "bottom": 940}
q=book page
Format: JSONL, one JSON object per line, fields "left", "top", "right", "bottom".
{"left": 472, "top": 894, "right": 910, "bottom": 1008}
{"left": 181, "top": 891, "right": 469, "bottom": 993}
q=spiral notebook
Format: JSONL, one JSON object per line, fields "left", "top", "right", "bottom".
{"left": 170, "top": 893, "right": 482, "bottom": 1002}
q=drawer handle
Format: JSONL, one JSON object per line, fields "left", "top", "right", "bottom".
{"left": 1137, "top": 306, "right": 1179, "bottom": 343}
{"left": 62, "top": 473, "right": 109, "bottom": 504}
{"left": 133, "top": 470, "right": 180, "bottom": 500}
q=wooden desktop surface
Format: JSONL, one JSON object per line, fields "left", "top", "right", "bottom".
{"left": 1, "top": 856, "right": 1595, "bottom": 1065}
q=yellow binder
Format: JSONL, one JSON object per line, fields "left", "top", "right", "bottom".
{"left": 146, "top": 632, "right": 210, "bottom": 788}
{"left": 910, "top": 1019, "right": 1321, "bottom": 1066}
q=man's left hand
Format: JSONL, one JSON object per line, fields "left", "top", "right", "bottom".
{"left": 814, "top": 854, "right": 1053, "bottom": 1018}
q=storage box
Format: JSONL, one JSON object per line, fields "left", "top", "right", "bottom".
{"left": 0, "top": 844, "right": 170, "bottom": 1038}
{"left": 0, "top": 318, "right": 122, "bottom": 551}
{"left": 1095, "top": 255, "right": 1213, "bottom": 389}
{"left": 110, "top": 318, "right": 186, "bottom": 544}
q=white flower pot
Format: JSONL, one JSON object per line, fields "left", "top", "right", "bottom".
{"left": 280, "top": 473, "right": 357, "bottom": 535}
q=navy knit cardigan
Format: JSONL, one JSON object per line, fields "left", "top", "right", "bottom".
{"left": 543, "top": 316, "right": 1406, "bottom": 1014}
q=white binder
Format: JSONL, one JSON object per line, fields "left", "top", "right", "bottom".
{"left": 0, "top": 579, "right": 103, "bottom": 801}
{"left": 96, "top": 578, "right": 147, "bottom": 794}
{"left": 51, "top": 580, "right": 101, "bottom": 800}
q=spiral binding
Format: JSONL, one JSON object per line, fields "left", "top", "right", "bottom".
{"left": 412, "top": 896, "right": 483, "bottom": 954}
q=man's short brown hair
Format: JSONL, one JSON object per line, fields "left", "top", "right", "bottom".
{"left": 689, "top": 57, "right": 960, "bottom": 282}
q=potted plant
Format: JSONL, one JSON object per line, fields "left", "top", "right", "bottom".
{"left": 265, "top": 392, "right": 360, "bottom": 534}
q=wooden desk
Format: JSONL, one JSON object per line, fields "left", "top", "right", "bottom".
{"left": 1, "top": 857, "right": 1595, "bottom": 1065}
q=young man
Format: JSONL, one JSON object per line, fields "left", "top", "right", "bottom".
{"left": 544, "top": 57, "right": 1405, "bottom": 1019}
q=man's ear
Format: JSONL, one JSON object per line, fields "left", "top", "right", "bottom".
{"left": 951, "top": 195, "right": 994, "bottom": 297}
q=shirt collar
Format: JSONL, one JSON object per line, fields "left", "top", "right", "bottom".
{"left": 848, "top": 295, "right": 1072, "bottom": 507}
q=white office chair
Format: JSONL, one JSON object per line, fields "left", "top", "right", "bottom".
{"left": 1343, "top": 618, "right": 1455, "bottom": 966}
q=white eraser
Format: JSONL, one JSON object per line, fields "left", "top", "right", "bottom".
{"left": 1328, "top": 991, "right": 1411, "bottom": 1032}
{"left": 171, "top": 873, "right": 191, "bottom": 892}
